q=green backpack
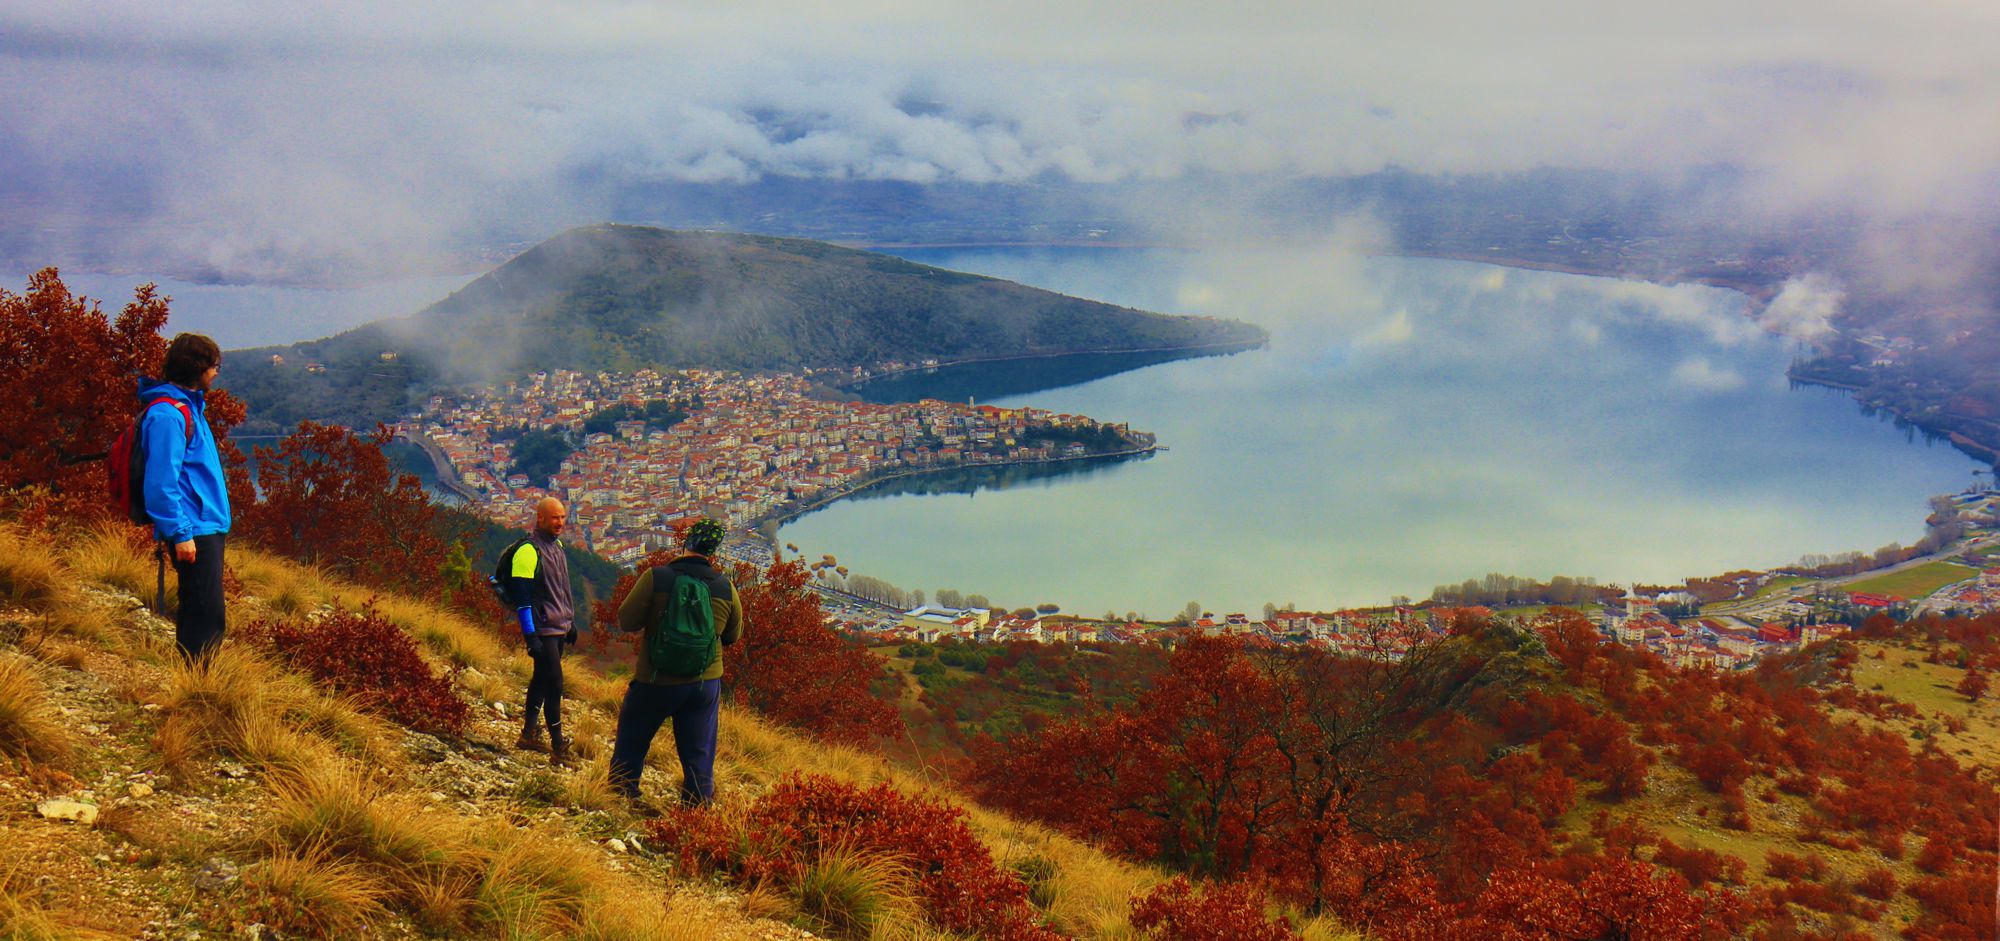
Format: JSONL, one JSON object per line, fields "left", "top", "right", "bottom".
{"left": 649, "top": 569, "right": 716, "bottom": 678}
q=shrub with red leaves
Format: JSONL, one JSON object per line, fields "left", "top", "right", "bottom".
{"left": 1651, "top": 839, "right": 1744, "bottom": 888}
{"left": 649, "top": 773, "right": 1057, "bottom": 941}
{"left": 1762, "top": 851, "right": 1826, "bottom": 883}
{"left": 1854, "top": 866, "right": 1897, "bottom": 901}
{"left": 1906, "top": 866, "right": 2000, "bottom": 940}
{"left": 1130, "top": 878, "right": 1299, "bottom": 941}
{"left": 242, "top": 605, "right": 469, "bottom": 734}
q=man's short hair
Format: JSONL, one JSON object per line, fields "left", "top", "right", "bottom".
{"left": 163, "top": 333, "right": 222, "bottom": 385}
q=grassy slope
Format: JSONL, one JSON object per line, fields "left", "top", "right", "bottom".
{"left": 1, "top": 523, "right": 1353, "bottom": 940}
{"left": 1542, "top": 638, "right": 1996, "bottom": 936}
{"left": 1842, "top": 560, "right": 1979, "bottom": 600}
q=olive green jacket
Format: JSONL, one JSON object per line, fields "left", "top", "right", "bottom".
{"left": 615, "top": 555, "right": 745, "bottom": 684}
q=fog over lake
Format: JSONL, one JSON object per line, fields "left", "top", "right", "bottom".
{"left": 3, "top": 270, "right": 466, "bottom": 349}
{"left": 781, "top": 246, "right": 1977, "bottom": 616}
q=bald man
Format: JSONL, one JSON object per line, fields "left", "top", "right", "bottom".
{"left": 502, "top": 496, "right": 578, "bottom": 766}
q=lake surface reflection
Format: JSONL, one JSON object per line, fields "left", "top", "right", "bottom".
{"left": 782, "top": 247, "right": 1977, "bottom": 616}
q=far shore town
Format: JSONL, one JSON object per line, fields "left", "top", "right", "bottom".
{"left": 794, "top": 487, "right": 2000, "bottom": 673}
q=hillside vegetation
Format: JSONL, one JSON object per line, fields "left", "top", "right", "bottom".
{"left": 957, "top": 615, "right": 1999, "bottom": 940}
{"left": 0, "top": 521, "right": 1342, "bottom": 940}
{"left": 221, "top": 225, "right": 1267, "bottom": 433}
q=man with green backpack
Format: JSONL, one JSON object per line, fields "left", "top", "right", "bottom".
{"left": 608, "top": 518, "right": 746, "bottom": 807}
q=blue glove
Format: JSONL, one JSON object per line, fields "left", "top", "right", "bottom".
{"left": 516, "top": 604, "right": 540, "bottom": 648}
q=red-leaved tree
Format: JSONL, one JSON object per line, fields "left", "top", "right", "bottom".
{"left": 236, "top": 421, "right": 471, "bottom": 600}
{"left": 0, "top": 269, "right": 169, "bottom": 515}
{"left": 0, "top": 268, "right": 253, "bottom": 525}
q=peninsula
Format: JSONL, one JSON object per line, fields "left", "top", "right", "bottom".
{"left": 404, "top": 367, "right": 1153, "bottom": 565}
{"left": 219, "top": 224, "right": 1267, "bottom": 436}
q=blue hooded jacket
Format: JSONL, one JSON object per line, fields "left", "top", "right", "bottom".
{"left": 137, "top": 379, "right": 232, "bottom": 544}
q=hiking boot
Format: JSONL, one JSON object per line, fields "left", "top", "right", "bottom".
{"left": 515, "top": 720, "right": 546, "bottom": 753}
{"left": 626, "top": 795, "right": 663, "bottom": 819}
{"left": 548, "top": 725, "right": 577, "bottom": 769}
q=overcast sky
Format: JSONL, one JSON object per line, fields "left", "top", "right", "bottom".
{"left": 4, "top": 1, "right": 1999, "bottom": 274}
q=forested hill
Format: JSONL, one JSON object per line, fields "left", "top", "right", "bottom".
{"left": 221, "top": 224, "right": 1266, "bottom": 434}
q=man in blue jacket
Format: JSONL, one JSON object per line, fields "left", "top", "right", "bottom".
{"left": 140, "top": 333, "right": 232, "bottom": 662}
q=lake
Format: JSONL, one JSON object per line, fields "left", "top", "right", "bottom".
{"left": 779, "top": 246, "right": 1979, "bottom": 617}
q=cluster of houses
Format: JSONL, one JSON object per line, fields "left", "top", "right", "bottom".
{"left": 825, "top": 587, "right": 1901, "bottom": 671}
{"left": 1598, "top": 594, "right": 1856, "bottom": 671}
{"left": 861, "top": 603, "right": 1486, "bottom": 661}
{"left": 1943, "top": 567, "right": 2000, "bottom": 612}
{"left": 402, "top": 367, "right": 1145, "bottom": 564}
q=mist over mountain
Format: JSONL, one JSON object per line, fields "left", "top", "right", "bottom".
{"left": 219, "top": 224, "right": 1266, "bottom": 434}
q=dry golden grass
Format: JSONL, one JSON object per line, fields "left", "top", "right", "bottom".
{"left": 736, "top": 881, "right": 797, "bottom": 922}
{"left": 407, "top": 870, "right": 480, "bottom": 937}
{"left": 242, "top": 845, "right": 393, "bottom": 938}
{"left": 357, "top": 591, "right": 507, "bottom": 671}
{"left": 254, "top": 748, "right": 699, "bottom": 941}
{"left": 568, "top": 708, "right": 611, "bottom": 762}
{"left": 0, "top": 862, "right": 127, "bottom": 941}
{"left": 570, "top": 893, "right": 722, "bottom": 941}
{"left": 231, "top": 549, "right": 325, "bottom": 617}
{"left": 0, "top": 526, "right": 70, "bottom": 613}
{"left": 153, "top": 647, "right": 397, "bottom": 781}
{"left": 566, "top": 667, "right": 628, "bottom": 713}
{"left": 268, "top": 766, "right": 469, "bottom": 877}
{"left": 61, "top": 522, "right": 170, "bottom": 609}
{"left": 984, "top": 825, "right": 1158, "bottom": 939}
{"left": 792, "top": 842, "right": 923, "bottom": 941}
{"left": 0, "top": 653, "right": 71, "bottom": 765}
{"left": 1299, "top": 914, "right": 1370, "bottom": 941}
{"left": 562, "top": 756, "right": 624, "bottom": 813}
{"left": 472, "top": 823, "right": 603, "bottom": 927}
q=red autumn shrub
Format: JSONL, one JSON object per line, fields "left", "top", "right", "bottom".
{"left": 1854, "top": 866, "right": 1897, "bottom": 901}
{"left": 649, "top": 773, "right": 1057, "bottom": 941}
{"left": 1129, "top": 877, "right": 1299, "bottom": 941}
{"left": 1914, "top": 834, "right": 1958, "bottom": 874}
{"left": 242, "top": 606, "right": 469, "bottom": 734}
{"left": 1762, "top": 852, "right": 1826, "bottom": 883}
{"left": 1651, "top": 839, "right": 1745, "bottom": 888}
{"left": 1687, "top": 742, "right": 1751, "bottom": 793}
{"left": 1905, "top": 867, "right": 1999, "bottom": 940}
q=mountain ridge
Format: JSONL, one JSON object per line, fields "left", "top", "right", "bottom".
{"left": 220, "top": 225, "right": 1267, "bottom": 435}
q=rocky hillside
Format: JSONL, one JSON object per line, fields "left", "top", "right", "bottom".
{"left": 221, "top": 225, "right": 1267, "bottom": 434}
{"left": 0, "top": 521, "right": 1350, "bottom": 940}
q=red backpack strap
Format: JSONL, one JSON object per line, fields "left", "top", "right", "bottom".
{"left": 145, "top": 397, "right": 196, "bottom": 444}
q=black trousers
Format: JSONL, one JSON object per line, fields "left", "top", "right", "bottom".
{"left": 524, "top": 635, "right": 567, "bottom": 730}
{"left": 172, "top": 533, "right": 227, "bottom": 662}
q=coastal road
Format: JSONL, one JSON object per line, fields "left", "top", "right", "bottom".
{"left": 1707, "top": 532, "right": 1997, "bottom": 624}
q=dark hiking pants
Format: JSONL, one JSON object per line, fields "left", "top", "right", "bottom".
{"left": 524, "top": 634, "right": 567, "bottom": 731}
{"left": 608, "top": 678, "right": 721, "bottom": 805}
{"left": 172, "top": 533, "right": 227, "bottom": 662}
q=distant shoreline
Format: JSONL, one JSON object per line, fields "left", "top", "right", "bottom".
{"left": 753, "top": 445, "right": 1159, "bottom": 537}
{"left": 832, "top": 336, "right": 1267, "bottom": 393}
{"left": 845, "top": 240, "right": 1784, "bottom": 305}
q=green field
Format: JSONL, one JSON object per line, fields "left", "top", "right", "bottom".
{"left": 1742, "top": 574, "right": 1814, "bottom": 604}
{"left": 1842, "top": 560, "right": 1979, "bottom": 600}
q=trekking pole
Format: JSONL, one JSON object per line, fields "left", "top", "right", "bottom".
{"left": 153, "top": 540, "right": 168, "bottom": 616}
